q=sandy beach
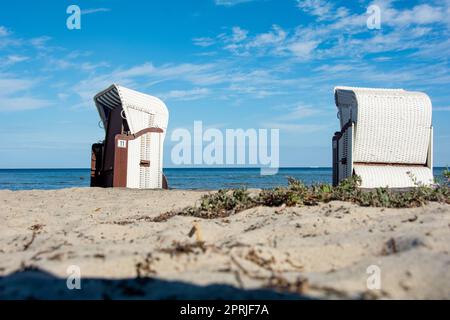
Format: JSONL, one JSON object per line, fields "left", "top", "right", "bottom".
{"left": 1, "top": 187, "right": 449, "bottom": 299}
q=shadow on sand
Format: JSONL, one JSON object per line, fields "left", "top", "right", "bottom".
{"left": 0, "top": 268, "right": 308, "bottom": 300}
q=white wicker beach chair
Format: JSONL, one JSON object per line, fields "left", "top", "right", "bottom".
{"left": 333, "top": 87, "right": 433, "bottom": 188}
{"left": 91, "top": 84, "right": 169, "bottom": 189}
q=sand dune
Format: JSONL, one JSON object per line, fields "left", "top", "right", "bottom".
{"left": 1, "top": 188, "right": 449, "bottom": 299}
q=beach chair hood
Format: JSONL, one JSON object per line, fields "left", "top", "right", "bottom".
{"left": 94, "top": 84, "right": 169, "bottom": 134}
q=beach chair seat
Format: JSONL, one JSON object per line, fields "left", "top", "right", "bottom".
{"left": 332, "top": 87, "right": 433, "bottom": 188}
{"left": 90, "top": 84, "right": 169, "bottom": 189}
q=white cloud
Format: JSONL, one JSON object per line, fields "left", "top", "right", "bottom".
{"left": 263, "top": 122, "right": 329, "bottom": 133}
{"left": 228, "top": 84, "right": 278, "bottom": 98}
{"left": 266, "top": 104, "right": 327, "bottom": 135}
{"left": 381, "top": 3, "right": 446, "bottom": 27}
{"left": 0, "top": 26, "right": 10, "bottom": 37}
{"left": 80, "top": 61, "right": 109, "bottom": 71}
{"left": 57, "top": 93, "right": 70, "bottom": 101}
{"left": 231, "top": 26, "right": 248, "bottom": 42}
{"left": 208, "top": 24, "right": 320, "bottom": 58}
{"left": 30, "top": 36, "right": 51, "bottom": 49}
{"left": 215, "top": 0, "right": 255, "bottom": 6}
{"left": 0, "top": 97, "right": 52, "bottom": 112}
{"left": 193, "top": 37, "right": 216, "bottom": 47}
{"left": 0, "top": 55, "right": 29, "bottom": 67}
{"left": 281, "top": 105, "right": 321, "bottom": 120}
{"left": 161, "top": 88, "right": 211, "bottom": 101}
{"left": 434, "top": 106, "right": 450, "bottom": 112}
{"left": 287, "top": 40, "right": 319, "bottom": 58}
{"left": 41, "top": 52, "right": 109, "bottom": 72}
{"left": 221, "top": 25, "right": 289, "bottom": 56}
{"left": 70, "top": 59, "right": 300, "bottom": 108}
{"left": 0, "top": 76, "right": 53, "bottom": 112}
{"left": 0, "top": 78, "right": 36, "bottom": 94}
{"left": 81, "top": 8, "right": 111, "bottom": 15}
{"left": 411, "top": 38, "right": 450, "bottom": 60}
{"left": 6, "top": 55, "right": 29, "bottom": 63}
{"left": 199, "top": 1, "right": 450, "bottom": 62}
{"left": 71, "top": 62, "right": 222, "bottom": 106}
{"left": 313, "top": 64, "right": 354, "bottom": 73}
{"left": 296, "top": 0, "right": 334, "bottom": 20}
{"left": 0, "top": 26, "right": 23, "bottom": 49}
{"left": 249, "top": 25, "right": 286, "bottom": 48}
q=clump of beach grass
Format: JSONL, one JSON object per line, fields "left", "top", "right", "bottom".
{"left": 178, "top": 189, "right": 255, "bottom": 219}
{"left": 258, "top": 175, "right": 449, "bottom": 209}
{"left": 444, "top": 168, "right": 450, "bottom": 182}
{"left": 154, "top": 173, "right": 450, "bottom": 221}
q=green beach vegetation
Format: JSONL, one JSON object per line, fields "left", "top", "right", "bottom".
{"left": 156, "top": 172, "right": 450, "bottom": 221}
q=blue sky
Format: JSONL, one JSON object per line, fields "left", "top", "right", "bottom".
{"left": 0, "top": 0, "right": 449, "bottom": 168}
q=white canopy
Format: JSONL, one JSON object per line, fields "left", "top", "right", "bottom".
{"left": 94, "top": 84, "right": 169, "bottom": 134}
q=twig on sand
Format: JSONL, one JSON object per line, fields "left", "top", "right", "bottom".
{"left": 188, "top": 222, "right": 204, "bottom": 242}
{"left": 230, "top": 254, "right": 309, "bottom": 295}
{"left": 264, "top": 274, "right": 309, "bottom": 296}
{"left": 159, "top": 241, "right": 208, "bottom": 257}
{"left": 135, "top": 253, "right": 158, "bottom": 277}
{"left": 230, "top": 255, "right": 268, "bottom": 281}
{"left": 23, "top": 224, "right": 45, "bottom": 251}
{"left": 30, "top": 241, "right": 68, "bottom": 261}
{"left": 23, "top": 232, "right": 37, "bottom": 251}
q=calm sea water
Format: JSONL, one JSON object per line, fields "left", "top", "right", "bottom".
{"left": 0, "top": 168, "right": 446, "bottom": 191}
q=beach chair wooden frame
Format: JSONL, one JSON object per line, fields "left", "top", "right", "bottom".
{"left": 332, "top": 87, "right": 433, "bottom": 188}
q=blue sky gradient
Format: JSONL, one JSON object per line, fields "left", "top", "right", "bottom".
{"left": 0, "top": 0, "right": 449, "bottom": 168}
